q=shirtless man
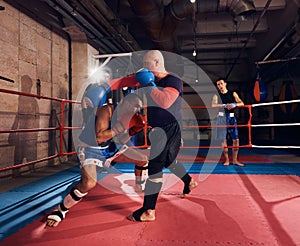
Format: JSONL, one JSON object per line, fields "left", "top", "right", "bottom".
{"left": 46, "top": 93, "right": 148, "bottom": 227}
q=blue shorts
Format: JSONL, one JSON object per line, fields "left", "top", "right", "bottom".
{"left": 214, "top": 113, "right": 239, "bottom": 140}
{"left": 81, "top": 142, "right": 121, "bottom": 161}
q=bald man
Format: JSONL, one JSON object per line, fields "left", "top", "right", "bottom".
{"left": 128, "top": 50, "right": 198, "bottom": 222}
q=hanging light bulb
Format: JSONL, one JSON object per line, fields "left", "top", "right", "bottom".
{"left": 71, "top": 8, "right": 77, "bottom": 16}
{"left": 190, "top": 0, "right": 196, "bottom": 3}
{"left": 192, "top": 48, "right": 197, "bottom": 57}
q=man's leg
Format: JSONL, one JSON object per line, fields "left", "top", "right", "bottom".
{"left": 127, "top": 141, "right": 164, "bottom": 221}
{"left": 127, "top": 177, "right": 162, "bottom": 222}
{"left": 46, "top": 161, "right": 98, "bottom": 227}
{"left": 134, "top": 165, "right": 148, "bottom": 192}
{"left": 229, "top": 120, "right": 244, "bottom": 167}
{"left": 166, "top": 160, "right": 198, "bottom": 198}
{"left": 232, "top": 139, "right": 244, "bottom": 166}
{"left": 113, "top": 147, "right": 148, "bottom": 192}
{"left": 127, "top": 125, "right": 172, "bottom": 222}
{"left": 222, "top": 139, "right": 230, "bottom": 166}
{"left": 216, "top": 116, "right": 229, "bottom": 166}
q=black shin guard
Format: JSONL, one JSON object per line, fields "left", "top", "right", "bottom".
{"left": 135, "top": 165, "right": 148, "bottom": 170}
{"left": 131, "top": 179, "right": 162, "bottom": 221}
{"left": 143, "top": 179, "right": 162, "bottom": 209}
{"left": 167, "top": 161, "right": 192, "bottom": 194}
{"left": 167, "top": 160, "right": 188, "bottom": 180}
{"left": 182, "top": 174, "right": 192, "bottom": 194}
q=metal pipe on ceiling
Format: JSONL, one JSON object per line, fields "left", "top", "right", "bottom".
{"left": 262, "top": 23, "right": 298, "bottom": 61}
{"left": 221, "top": 0, "right": 256, "bottom": 18}
{"left": 44, "top": 0, "right": 121, "bottom": 53}
{"left": 199, "top": 0, "right": 255, "bottom": 17}
{"left": 225, "top": 0, "right": 272, "bottom": 80}
{"left": 73, "top": 0, "right": 125, "bottom": 50}
{"left": 128, "top": 0, "right": 168, "bottom": 49}
{"left": 87, "top": 0, "right": 141, "bottom": 51}
{"left": 128, "top": 0, "right": 256, "bottom": 51}
{"left": 127, "top": 0, "right": 195, "bottom": 51}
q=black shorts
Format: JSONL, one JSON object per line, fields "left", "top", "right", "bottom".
{"left": 148, "top": 121, "right": 181, "bottom": 178}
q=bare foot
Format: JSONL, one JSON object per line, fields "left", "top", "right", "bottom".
{"left": 134, "top": 184, "right": 143, "bottom": 193}
{"left": 233, "top": 161, "right": 244, "bottom": 167}
{"left": 140, "top": 209, "right": 155, "bottom": 221}
{"left": 180, "top": 178, "right": 198, "bottom": 198}
{"left": 223, "top": 161, "right": 230, "bottom": 166}
{"left": 46, "top": 218, "right": 60, "bottom": 227}
{"left": 127, "top": 209, "right": 155, "bottom": 222}
{"left": 46, "top": 210, "right": 64, "bottom": 227}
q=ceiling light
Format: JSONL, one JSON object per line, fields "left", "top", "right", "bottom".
{"left": 192, "top": 48, "right": 197, "bottom": 57}
{"left": 190, "top": 0, "right": 196, "bottom": 3}
{"left": 231, "top": 0, "right": 256, "bottom": 18}
{"left": 71, "top": 8, "right": 77, "bottom": 16}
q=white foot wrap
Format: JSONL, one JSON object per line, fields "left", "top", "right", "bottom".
{"left": 47, "top": 189, "right": 87, "bottom": 223}
{"left": 104, "top": 144, "right": 128, "bottom": 167}
{"left": 78, "top": 147, "right": 85, "bottom": 165}
{"left": 47, "top": 208, "right": 67, "bottom": 222}
{"left": 63, "top": 188, "right": 88, "bottom": 209}
{"left": 81, "top": 158, "right": 103, "bottom": 168}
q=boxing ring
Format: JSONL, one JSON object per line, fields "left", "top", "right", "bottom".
{"left": 0, "top": 87, "right": 79, "bottom": 174}
{"left": 1, "top": 89, "right": 300, "bottom": 246}
{"left": 1, "top": 50, "right": 300, "bottom": 245}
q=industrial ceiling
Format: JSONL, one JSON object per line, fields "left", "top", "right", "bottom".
{"left": 3, "top": 0, "right": 300, "bottom": 84}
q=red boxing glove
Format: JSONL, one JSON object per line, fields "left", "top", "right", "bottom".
{"left": 112, "top": 113, "right": 145, "bottom": 135}
{"left": 111, "top": 121, "right": 125, "bottom": 134}
{"left": 128, "top": 114, "right": 146, "bottom": 136}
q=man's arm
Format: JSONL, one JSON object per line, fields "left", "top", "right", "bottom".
{"left": 95, "top": 106, "right": 114, "bottom": 144}
{"left": 233, "top": 92, "right": 244, "bottom": 106}
{"left": 225, "top": 92, "right": 244, "bottom": 110}
{"left": 150, "top": 87, "right": 179, "bottom": 109}
{"left": 95, "top": 106, "right": 146, "bottom": 145}
{"left": 136, "top": 71, "right": 180, "bottom": 109}
{"left": 113, "top": 114, "right": 146, "bottom": 144}
{"left": 211, "top": 94, "right": 224, "bottom": 107}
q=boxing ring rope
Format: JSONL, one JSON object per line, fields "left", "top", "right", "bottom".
{"left": 250, "top": 98, "right": 300, "bottom": 149}
{"left": 0, "top": 88, "right": 81, "bottom": 173}
{"left": 134, "top": 100, "right": 299, "bottom": 150}
{"left": 1, "top": 84, "right": 299, "bottom": 173}
{"left": 180, "top": 105, "right": 253, "bottom": 149}
{"left": 181, "top": 99, "right": 300, "bottom": 149}
{"left": 252, "top": 99, "right": 300, "bottom": 107}
{"left": 72, "top": 98, "right": 298, "bottom": 151}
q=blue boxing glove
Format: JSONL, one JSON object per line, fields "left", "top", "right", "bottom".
{"left": 83, "top": 83, "right": 110, "bottom": 108}
{"left": 135, "top": 68, "right": 156, "bottom": 89}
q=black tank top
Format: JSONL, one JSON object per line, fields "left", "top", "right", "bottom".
{"left": 218, "top": 90, "right": 235, "bottom": 113}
